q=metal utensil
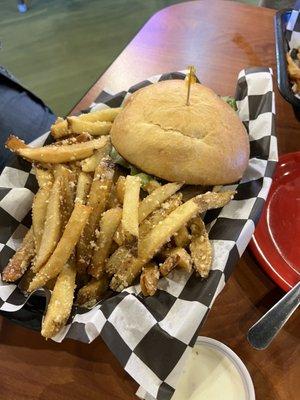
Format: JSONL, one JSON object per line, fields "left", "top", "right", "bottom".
{"left": 247, "top": 281, "right": 300, "bottom": 350}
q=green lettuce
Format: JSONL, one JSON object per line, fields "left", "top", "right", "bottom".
{"left": 221, "top": 96, "right": 238, "bottom": 111}
{"left": 110, "top": 147, "right": 156, "bottom": 189}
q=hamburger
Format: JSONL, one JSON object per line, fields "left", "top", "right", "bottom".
{"left": 110, "top": 80, "right": 249, "bottom": 185}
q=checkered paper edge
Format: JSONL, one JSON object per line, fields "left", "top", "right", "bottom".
{"left": 0, "top": 68, "right": 277, "bottom": 400}
{"left": 286, "top": 4, "right": 300, "bottom": 48}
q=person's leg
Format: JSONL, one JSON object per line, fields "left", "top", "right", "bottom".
{"left": 0, "top": 69, "right": 56, "bottom": 171}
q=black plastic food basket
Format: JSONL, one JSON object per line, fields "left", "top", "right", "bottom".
{"left": 275, "top": 9, "right": 300, "bottom": 109}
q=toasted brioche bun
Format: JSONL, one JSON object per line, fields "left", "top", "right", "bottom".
{"left": 110, "top": 80, "right": 249, "bottom": 185}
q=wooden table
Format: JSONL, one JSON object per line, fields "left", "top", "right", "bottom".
{"left": 1, "top": 1, "right": 299, "bottom": 399}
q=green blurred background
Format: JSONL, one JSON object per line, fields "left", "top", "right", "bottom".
{"left": 1, "top": 0, "right": 261, "bottom": 115}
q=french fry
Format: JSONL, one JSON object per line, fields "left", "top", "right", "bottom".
{"left": 107, "top": 184, "right": 120, "bottom": 209}
{"left": 140, "top": 263, "right": 159, "bottom": 296}
{"left": 105, "top": 245, "right": 136, "bottom": 276}
{"left": 75, "top": 132, "right": 93, "bottom": 143}
{"left": 33, "top": 176, "right": 62, "bottom": 272}
{"left": 54, "top": 164, "right": 74, "bottom": 190}
{"left": 112, "top": 224, "right": 126, "bottom": 246}
{"left": 76, "top": 276, "right": 109, "bottom": 307}
{"left": 139, "top": 193, "right": 182, "bottom": 238}
{"left": 174, "top": 226, "right": 190, "bottom": 248}
{"left": 111, "top": 191, "right": 234, "bottom": 291}
{"left": 144, "top": 179, "right": 161, "bottom": 194}
{"left": 28, "top": 203, "right": 91, "bottom": 292}
{"left": 52, "top": 137, "right": 74, "bottom": 147}
{"left": 75, "top": 172, "right": 92, "bottom": 204}
{"left": 110, "top": 256, "right": 143, "bottom": 292}
{"left": 80, "top": 151, "right": 103, "bottom": 173}
{"left": 138, "top": 191, "right": 234, "bottom": 262}
{"left": 121, "top": 175, "right": 141, "bottom": 244}
{"left": 32, "top": 184, "right": 52, "bottom": 253}
{"left": 80, "top": 139, "right": 112, "bottom": 172}
{"left": 138, "top": 182, "right": 183, "bottom": 223}
{"left": 159, "top": 254, "right": 180, "bottom": 277}
{"left": 5, "top": 135, "right": 27, "bottom": 151}
{"left": 50, "top": 109, "right": 120, "bottom": 140}
{"left": 50, "top": 117, "right": 69, "bottom": 139}
{"left": 78, "top": 107, "right": 121, "bottom": 122}
{"left": 54, "top": 165, "right": 75, "bottom": 227}
{"left": 68, "top": 162, "right": 82, "bottom": 175}
{"left": 89, "top": 207, "right": 122, "bottom": 279}
{"left": 33, "top": 162, "right": 56, "bottom": 171}
{"left": 67, "top": 117, "right": 112, "bottom": 136}
{"left": 52, "top": 133, "right": 92, "bottom": 146}
{"left": 76, "top": 158, "right": 115, "bottom": 273}
{"left": 2, "top": 228, "right": 35, "bottom": 282}
{"left": 189, "top": 217, "right": 213, "bottom": 278}
{"left": 41, "top": 258, "right": 76, "bottom": 339}
{"left": 35, "top": 167, "right": 53, "bottom": 188}
{"left": 115, "top": 175, "right": 126, "bottom": 204}
{"left": 161, "top": 247, "right": 192, "bottom": 272}
{"left": 10, "top": 136, "right": 108, "bottom": 163}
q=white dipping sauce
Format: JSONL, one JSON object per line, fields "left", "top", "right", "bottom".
{"left": 171, "top": 344, "right": 247, "bottom": 400}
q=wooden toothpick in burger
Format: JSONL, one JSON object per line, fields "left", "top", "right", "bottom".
{"left": 185, "top": 65, "right": 197, "bottom": 106}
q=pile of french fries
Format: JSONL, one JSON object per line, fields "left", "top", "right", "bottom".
{"left": 2, "top": 107, "right": 234, "bottom": 339}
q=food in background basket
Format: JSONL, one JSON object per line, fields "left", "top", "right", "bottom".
{"left": 2, "top": 79, "right": 248, "bottom": 339}
{"left": 287, "top": 48, "right": 300, "bottom": 94}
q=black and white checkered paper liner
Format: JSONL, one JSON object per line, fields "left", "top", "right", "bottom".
{"left": 286, "top": 1, "right": 300, "bottom": 49}
{"left": 0, "top": 68, "right": 277, "bottom": 400}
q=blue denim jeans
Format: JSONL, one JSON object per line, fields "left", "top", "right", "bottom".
{"left": 0, "top": 67, "right": 56, "bottom": 171}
